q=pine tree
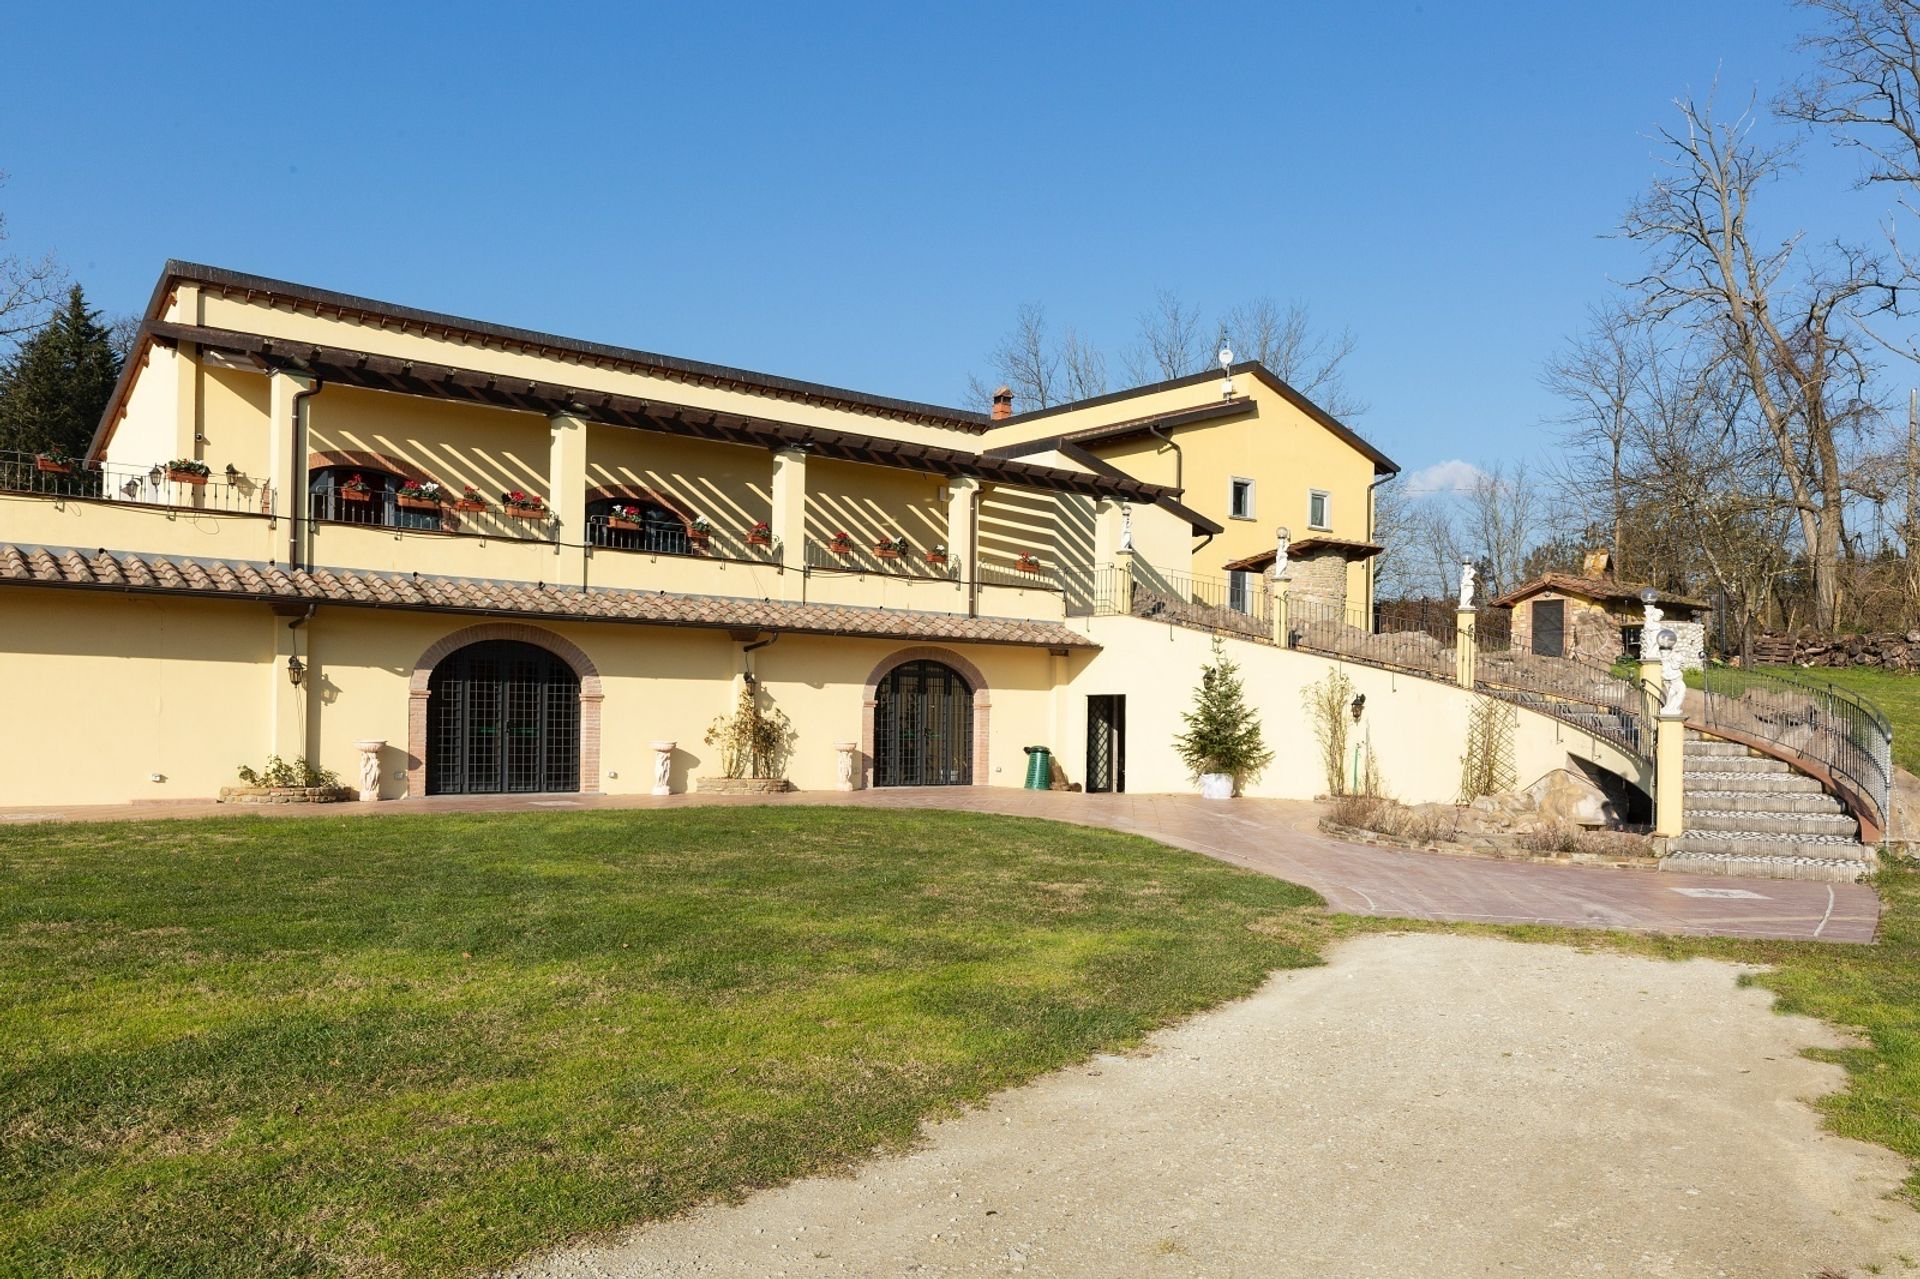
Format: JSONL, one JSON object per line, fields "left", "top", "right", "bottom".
{"left": 0, "top": 284, "right": 123, "bottom": 457}
{"left": 1172, "top": 637, "right": 1274, "bottom": 787}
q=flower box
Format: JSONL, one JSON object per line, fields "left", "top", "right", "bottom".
{"left": 873, "top": 546, "right": 903, "bottom": 559}
{"left": 339, "top": 487, "right": 372, "bottom": 502}
{"left": 1014, "top": 556, "right": 1042, "bottom": 573}
{"left": 747, "top": 531, "right": 772, "bottom": 546}
{"left": 828, "top": 540, "right": 855, "bottom": 555}
{"left": 453, "top": 499, "right": 487, "bottom": 513}
{"left": 395, "top": 496, "right": 440, "bottom": 512}
{"left": 925, "top": 552, "right": 949, "bottom": 565}
{"left": 34, "top": 457, "right": 72, "bottom": 475}
{"left": 605, "top": 516, "right": 640, "bottom": 532}
{"left": 507, "top": 506, "right": 549, "bottom": 521}
{"left": 168, "top": 468, "right": 209, "bottom": 487}
{"left": 687, "top": 528, "right": 711, "bottom": 544}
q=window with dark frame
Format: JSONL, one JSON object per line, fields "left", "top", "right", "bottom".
{"left": 1308, "top": 488, "right": 1330, "bottom": 529}
{"left": 1229, "top": 477, "right": 1255, "bottom": 520}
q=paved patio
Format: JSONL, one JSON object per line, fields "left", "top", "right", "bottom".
{"left": 0, "top": 787, "right": 1880, "bottom": 943}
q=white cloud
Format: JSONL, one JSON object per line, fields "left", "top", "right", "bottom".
{"left": 1402, "top": 459, "right": 1485, "bottom": 495}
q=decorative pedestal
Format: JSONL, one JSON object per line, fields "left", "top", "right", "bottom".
{"left": 835, "top": 741, "right": 859, "bottom": 792}
{"left": 650, "top": 740, "right": 676, "bottom": 796}
{"left": 352, "top": 739, "right": 387, "bottom": 801}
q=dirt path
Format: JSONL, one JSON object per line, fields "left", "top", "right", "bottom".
{"left": 509, "top": 934, "right": 1920, "bottom": 1278}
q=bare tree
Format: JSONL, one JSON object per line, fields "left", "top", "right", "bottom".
{"left": 1543, "top": 303, "right": 1651, "bottom": 579}
{"left": 1620, "top": 91, "right": 1881, "bottom": 631}
{"left": 1462, "top": 462, "right": 1540, "bottom": 598}
{"left": 966, "top": 302, "right": 1061, "bottom": 412}
{"left": 1782, "top": 1, "right": 1920, "bottom": 191}
{"left": 1222, "top": 297, "right": 1367, "bottom": 418}
{"left": 1123, "top": 288, "right": 1208, "bottom": 382}
{"left": 0, "top": 174, "right": 64, "bottom": 346}
{"left": 1058, "top": 326, "right": 1108, "bottom": 401}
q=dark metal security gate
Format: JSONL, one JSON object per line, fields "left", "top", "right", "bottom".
{"left": 1531, "top": 599, "right": 1566, "bottom": 658}
{"left": 1086, "top": 694, "right": 1126, "bottom": 793}
{"left": 874, "top": 660, "right": 973, "bottom": 786}
{"left": 427, "top": 640, "right": 581, "bottom": 794}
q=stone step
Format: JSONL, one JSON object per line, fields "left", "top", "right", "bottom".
{"left": 1684, "top": 740, "right": 1753, "bottom": 758}
{"left": 1672, "top": 831, "right": 1874, "bottom": 859}
{"left": 1681, "top": 755, "right": 1797, "bottom": 776}
{"left": 1680, "top": 788, "right": 1847, "bottom": 816}
{"left": 1684, "top": 810, "right": 1859, "bottom": 837}
{"left": 1658, "top": 850, "right": 1874, "bottom": 883}
{"left": 1680, "top": 770, "right": 1829, "bottom": 795}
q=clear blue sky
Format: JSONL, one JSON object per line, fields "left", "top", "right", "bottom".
{"left": 0, "top": 1, "right": 1894, "bottom": 486}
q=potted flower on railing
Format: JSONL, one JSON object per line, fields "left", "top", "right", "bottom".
{"left": 453, "top": 484, "right": 488, "bottom": 513}
{"left": 926, "top": 542, "right": 950, "bottom": 566}
{"left": 827, "top": 531, "right": 855, "bottom": 555}
{"left": 502, "top": 490, "right": 548, "bottom": 520}
{"left": 394, "top": 480, "right": 443, "bottom": 511}
{"left": 605, "top": 503, "right": 643, "bottom": 531}
{"left": 873, "top": 535, "right": 908, "bottom": 559}
{"left": 687, "top": 516, "right": 712, "bottom": 546}
{"left": 338, "top": 472, "right": 373, "bottom": 503}
{"left": 1015, "top": 552, "right": 1042, "bottom": 573}
{"left": 747, "top": 520, "right": 773, "bottom": 546}
{"left": 34, "top": 450, "right": 79, "bottom": 475}
{"left": 166, "top": 458, "right": 212, "bottom": 486}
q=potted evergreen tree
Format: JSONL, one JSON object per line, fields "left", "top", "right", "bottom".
{"left": 1173, "top": 637, "right": 1273, "bottom": 799}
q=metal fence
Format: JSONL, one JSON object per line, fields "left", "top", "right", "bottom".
{"left": 1128, "top": 564, "right": 1270, "bottom": 638}
{"left": 1286, "top": 594, "right": 1456, "bottom": 679}
{"left": 0, "top": 450, "right": 269, "bottom": 514}
{"left": 1698, "top": 663, "right": 1893, "bottom": 836}
{"left": 805, "top": 538, "right": 961, "bottom": 579}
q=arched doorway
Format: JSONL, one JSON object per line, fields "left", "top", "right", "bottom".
{"left": 873, "top": 659, "right": 974, "bottom": 786}
{"left": 426, "top": 640, "right": 581, "bottom": 794}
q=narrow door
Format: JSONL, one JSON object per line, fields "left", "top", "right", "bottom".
{"left": 1531, "top": 599, "right": 1566, "bottom": 658}
{"left": 1086, "top": 694, "right": 1127, "bottom": 793}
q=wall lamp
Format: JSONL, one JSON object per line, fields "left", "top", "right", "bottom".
{"left": 287, "top": 655, "right": 305, "bottom": 687}
{"left": 1349, "top": 693, "right": 1366, "bottom": 722}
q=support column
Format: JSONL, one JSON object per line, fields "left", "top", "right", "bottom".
{"left": 1655, "top": 711, "right": 1686, "bottom": 837}
{"left": 268, "top": 370, "right": 316, "bottom": 564}
{"left": 1455, "top": 608, "right": 1477, "bottom": 689}
{"left": 1270, "top": 577, "right": 1292, "bottom": 647}
{"left": 946, "top": 476, "right": 979, "bottom": 613}
{"left": 771, "top": 447, "right": 809, "bottom": 596}
{"left": 1112, "top": 547, "right": 1136, "bottom": 615}
{"left": 548, "top": 412, "right": 588, "bottom": 580}
{"left": 1638, "top": 656, "right": 1663, "bottom": 739}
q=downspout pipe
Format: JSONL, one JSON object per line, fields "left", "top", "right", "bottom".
{"left": 741, "top": 632, "right": 780, "bottom": 683}
{"left": 1147, "top": 421, "right": 1183, "bottom": 493}
{"left": 288, "top": 378, "right": 323, "bottom": 569}
{"left": 1367, "top": 469, "right": 1397, "bottom": 623}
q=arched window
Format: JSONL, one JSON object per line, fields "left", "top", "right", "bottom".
{"left": 308, "top": 467, "right": 440, "bottom": 531}
{"left": 588, "top": 496, "right": 691, "bottom": 555}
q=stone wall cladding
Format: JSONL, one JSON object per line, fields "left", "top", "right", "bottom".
{"left": 219, "top": 785, "right": 353, "bottom": 804}
{"left": 694, "top": 777, "right": 792, "bottom": 794}
{"left": 1289, "top": 548, "right": 1349, "bottom": 612}
{"left": 1753, "top": 629, "right": 1920, "bottom": 670}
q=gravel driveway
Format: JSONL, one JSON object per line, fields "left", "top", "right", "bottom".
{"left": 510, "top": 934, "right": 1920, "bottom": 1278}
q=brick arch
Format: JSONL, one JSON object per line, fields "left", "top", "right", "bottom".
{"left": 860, "top": 646, "right": 991, "bottom": 788}
{"left": 584, "top": 483, "right": 695, "bottom": 524}
{"left": 406, "top": 622, "right": 604, "bottom": 796}
{"left": 308, "top": 449, "right": 433, "bottom": 484}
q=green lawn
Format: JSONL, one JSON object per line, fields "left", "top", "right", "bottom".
{"left": 0, "top": 808, "right": 1324, "bottom": 1279}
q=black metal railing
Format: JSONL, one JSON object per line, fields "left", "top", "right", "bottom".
{"left": 805, "top": 538, "right": 961, "bottom": 580}
{"left": 1474, "top": 616, "right": 1646, "bottom": 754}
{"left": 1698, "top": 664, "right": 1893, "bottom": 835}
{"left": 977, "top": 557, "right": 1062, "bottom": 591}
{"left": 1286, "top": 594, "right": 1456, "bottom": 679}
{"left": 309, "top": 489, "right": 451, "bottom": 532}
{"left": 1125, "top": 564, "right": 1270, "bottom": 638}
{"left": 0, "top": 450, "right": 271, "bottom": 514}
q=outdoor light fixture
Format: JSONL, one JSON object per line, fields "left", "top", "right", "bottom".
{"left": 226, "top": 464, "right": 240, "bottom": 480}
{"left": 147, "top": 464, "right": 163, "bottom": 483}
{"left": 1639, "top": 587, "right": 1658, "bottom": 605}
{"left": 286, "top": 655, "right": 305, "bottom": 687}
{"left": 1350, "top": 693, "right": 1366, "bottom": 721}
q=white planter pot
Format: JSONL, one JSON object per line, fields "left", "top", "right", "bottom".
{"left": 1199, "top": 772, "right": 1234, "bottom": 800}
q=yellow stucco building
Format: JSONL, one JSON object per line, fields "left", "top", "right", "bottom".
{"left": 0, "top": 261, "right": 1491, "bottom": 809}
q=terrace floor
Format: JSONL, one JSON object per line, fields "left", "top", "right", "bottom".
{"left": 1, "top": 787, "right": 1879, "bottom": 943}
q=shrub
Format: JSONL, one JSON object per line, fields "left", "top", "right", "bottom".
{"left": 1173, "top": 637, "right": 1273, "bottom": 787}
{"left": 704, "top": 685, "right": 795, "bottom": 779}
{"left": 1303, "top": 669, "right": 1355, "bottom": 796}
{"left": 235, "top": 755, "right": 340, "bottom": 788}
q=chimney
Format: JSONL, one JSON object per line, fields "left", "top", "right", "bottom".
{"left": 1582, "top": 547, "right": 1613, "bottom": 579}
{"left": 991, "top": 386, "right": 1014, "bottom": 421}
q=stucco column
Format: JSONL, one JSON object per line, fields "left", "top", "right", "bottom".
{"left": 771, "top": 447, "right": 808, "bottom": 593}
{"left": 268, "top": 370, "right": 316, "bottom": 562}
{"left": 945, "top": 476, "right": 979, "bottom": 613}
{"left": 1270, "top": 577, "right": 1292, "bottom": 646}
{"left": 1654, "top": 710, "right": 1686, "bottom": 837}
{"left": 1638, "top": 657, "right": 1664, "bottom": 737}
{"left": 548, "top": 412, "right": 588, "bottom": 580}
{"left": 1454, "top": 608, "right": 1477, "bottom": 689}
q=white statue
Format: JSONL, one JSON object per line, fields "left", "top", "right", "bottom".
{"left": 1458, "top": 561, "right": 1477, "bottom": 610}
{"left": 835, "top": 741, "right": 858, "bottom": 792}
{"left": 1119, "top": 503, "right": 1135, "bottom": 553}
{"left": 1658, "top": 631, "right": 1685, "bottom": 716}
{"left": 650, "top": 740, "right": 676, "bottom": 796}
{"left": 352, "top": 739, "right": 386, "bottom": 802}
{"left": 1272, "top": 526, "right": 1291, "bottom": 581}
{"left": 1641, "top": 599, "right": 1664, "bottom": 657}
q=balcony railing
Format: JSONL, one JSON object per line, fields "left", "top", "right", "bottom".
{"left": 805, "top": 538, "right": 961, "bottom": 580}
{"left": 0, "top": 450, "right": 270, "bottom": 514}
{"left": 1129, "top": 564, "right": 1269, "bottom": 639}
{"left": 1285, "top": 593, "right": 1456, "bottom": 679}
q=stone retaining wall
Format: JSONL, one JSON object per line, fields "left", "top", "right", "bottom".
{"left": 218, "top": 785, "right": 353, "bottom": 804}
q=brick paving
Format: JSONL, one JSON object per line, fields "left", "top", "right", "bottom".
{"left": 0, "top": 787, "right": 1879, "bottom": 943}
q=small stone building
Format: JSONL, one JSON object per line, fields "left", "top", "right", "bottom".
{"left": 1222, "top": 535, "right": 1382, "bottom": 620}
{"left": 1491, "top": 552, "right": 1708, "bottom": 664}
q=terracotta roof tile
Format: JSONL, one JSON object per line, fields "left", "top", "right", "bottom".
{"left": 0, "top": 543, "right": 1099, "bottom": 651}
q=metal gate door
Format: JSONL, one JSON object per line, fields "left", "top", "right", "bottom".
{"left": 427, "top": 640, "right": 581, "bottom": 794}
{"left": 1086, "top": 694, "right": 1126, "bottom": 793}
{"left": 1532, "top": 599, "right": 1566, "bottom": 658}
{"left": 874, "top": 660, "right": 973, "bottom": 786}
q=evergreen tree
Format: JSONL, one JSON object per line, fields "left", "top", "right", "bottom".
{"left": 0, "top": 285, "right": 122, "bottom": 457}
{"left": 1172, "top": 637, "right": 1274, "bottom": 787}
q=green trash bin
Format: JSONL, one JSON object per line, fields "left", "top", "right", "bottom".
{"left": 1022, "top": 745, "right": 1052, "bottom": 790}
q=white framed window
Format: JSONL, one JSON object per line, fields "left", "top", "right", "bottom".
{"left": 1308, "top": 489, "right": 1331, "bottom": 530}
{"left": 1228, "top": 570, "right": 1250, "bottom": 614}
{"left": 1229, "top": 477, "right": 1256, "bottom": 520}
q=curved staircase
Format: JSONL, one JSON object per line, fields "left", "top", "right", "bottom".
{"left": 1660, "top": 729, "right": 1878, "bottom": 883}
